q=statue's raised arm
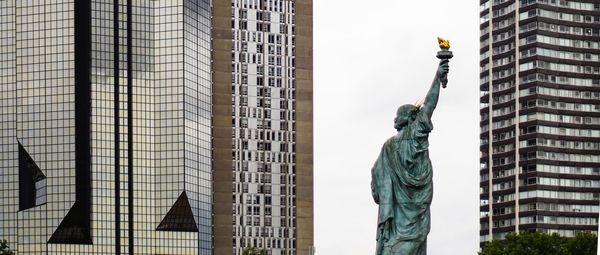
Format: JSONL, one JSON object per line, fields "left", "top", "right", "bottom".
{"left": 420, "top": 60, "right": 449, "bottom": 119}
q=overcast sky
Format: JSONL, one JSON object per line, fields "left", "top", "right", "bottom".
{"left": 313, "top": 1, "right": 480, "bottom": 254}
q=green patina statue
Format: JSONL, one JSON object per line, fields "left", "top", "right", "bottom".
{"left": 371, "top": 38, "right": 451, "bottom": 255}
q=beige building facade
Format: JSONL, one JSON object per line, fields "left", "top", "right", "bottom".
{"left": 212, "top": 1, "right": 313, "bottom": 254}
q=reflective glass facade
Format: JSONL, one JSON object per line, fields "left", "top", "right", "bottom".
{"left": 479, "top": 0, "right": 600, "bottom": 245}
{"left": 0, "top": 0, "right": 212, "bottom": 254}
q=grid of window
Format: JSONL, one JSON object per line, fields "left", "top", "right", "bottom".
{"left": 130, "top": 1, "right": 159, "bottom": 253}
{"left": 231, "top": 1, "right": 297, "bottom": 254}
{"left": 183, "top": 0, "right": 213, "bottom": 253}
{"left": 89, "top": 0, "right": 119, "bottom": 252}
{"left": 0, "top": 0, "right": 18, "bottom": 252}
{"left": 130, "top": 1, "right": 160, "bottom": 254}
{"left": 0, "top": 1, "right": 213, "bottom": 254}
{"left": 15, "top": 1, "right": 76, "bottom": 253}
{"left": 148, "top": 1, "right": 200, "bottom": 254}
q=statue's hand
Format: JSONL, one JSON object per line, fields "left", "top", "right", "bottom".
{"left": 436, "top": 59, "right": 450, "bottom": 81}
{"left": 381, "top": 219, "right": 392, "bottom": 241}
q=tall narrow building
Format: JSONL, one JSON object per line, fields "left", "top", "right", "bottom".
{"left": 212, "top": 1, "right": 313, "bottom": 255}
{"left": 0, "top": 1, "right": 213, "bottom": 254}
{"left": 479, "top": 0, "right": 600, "bottom": 245}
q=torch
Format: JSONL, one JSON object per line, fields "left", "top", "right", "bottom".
{"left": 436, "top": 37, "right": 453, "bottom": 88}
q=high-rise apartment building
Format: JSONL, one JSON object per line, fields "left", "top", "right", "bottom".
{"left": 0, "top": 1, "right": 213, "bottom": 254}
{"left": 479, "top": 0, "right": 600, "bottom": 245}
{"left": 212, "top": 1, "right": 313, "bottom": 255}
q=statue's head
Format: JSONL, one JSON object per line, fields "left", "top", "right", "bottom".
{"left": 394, "top": 104, "right": 419, "bottom": 131}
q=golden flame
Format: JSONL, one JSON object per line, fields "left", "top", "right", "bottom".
{"left": 437, "top": 37, "right": 450, "bottom": 49}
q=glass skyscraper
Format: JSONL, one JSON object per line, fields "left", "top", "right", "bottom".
{"left": 0, "top": 1, "right": 212, "bottom": 254}
{"left": 479, "top": 0, "right": 600, "bottom": 246}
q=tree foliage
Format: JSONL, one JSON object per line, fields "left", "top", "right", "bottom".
{"left": 480, "top": 232, "right": 597, "bottom": 255}
{"left": 242, "top": 246, "right": 267, "bottom": 255}
{"left": 0, "top": 240, "right": 14, "bottom": 255}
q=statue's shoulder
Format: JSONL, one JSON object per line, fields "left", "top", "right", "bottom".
{"left": 383, "top": 135, "right": 398, "bottom": 147}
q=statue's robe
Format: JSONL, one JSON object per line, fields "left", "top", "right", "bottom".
{"left": 371, "top": 111, "right": 434, "bottom": 255}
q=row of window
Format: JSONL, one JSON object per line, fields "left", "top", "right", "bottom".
{"left": 522, "top": 124, "right": 600, "bottom": 138}
{"left": 521, "top": 60, "right": 600, "bottom": 75}
{"left": 482, "top": 72, "right": 600, "bottom": 90}
{"left": 523, "top": 45, "right": 600, "bottom": 64}
{"left": 521, "top": 202, "right": 599, "bottom": 213}
{"left": 483, "top": 165, "right": 600, "bottom": 188}
{"left": 521, "top": 86, "right": 600, "bottom": 99}
{"left": 523, "top": 99, "right": 600, "bottom": 113}
{"left": 521, "top": 112, "right": 600, "bottom": 125}
{"left": 522, "top": 34, "right": 600, "bottom": 49}
{"left": 521, "top": 8, "right": 600, "bottom": 24}
{"left": 522, "top": 0, "right": 598, "bottom": 11}
{"left": 233, "top": 151, "right": 295, "bottom": 165}
{"left": 521, "top": 138, "right": 600, "bottom": 151}
{"left": 521, "top": 73, "right": 600, "bottom": 87}
{"left": 234, "top": 0, "right": 296, "bottom": 13}
{"left": 482, "top": 216, "right": 599, "bottom": 230}
{"left": 484, "top": 202, "right": 600, "bottom": 219}
{"left": 234, "top": 128, "right": 295, "bottom": 141}
{"left": 233, "top": 225, "right": 294, "bottom": 239}
{"left": 494, "top": 190, "right": 598, "bottom": 204}
{"left": 521, "top": 21, "right": 599, "bottom": 37}
{"left": 234, "top": 9, "right": 291, "bottom": 24}
{"left": 520, "top": 215, "right": 597, "bottom": 225}
{"left": 523, "top": 150, "right": 600, "bottom": 163}
{"left": 527, "top": 176, "right": 600, "bottom": 188}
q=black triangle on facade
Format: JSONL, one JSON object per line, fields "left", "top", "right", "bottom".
{"left": 18, "top": 141, "right": 47, "bottom": 211}
{"left": 156, "top": 191, "right": 198, "bottom": 232}
{"left": 47, "top": 201, "right": 93, "bottom": 244}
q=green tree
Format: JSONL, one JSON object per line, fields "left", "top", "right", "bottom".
{"left": 242, "top": 246, "right": 267, "bottom": 255}
{"left": 480, "top": 232, "right": 597, "bottom": 255}
{"left": 0, "top": 239, "right": 14, "bottom": 255}
{"left": 480, "top": 239, "right": 503, "bottom": 255}
{"left": 566, "top": 232, "right": 597, "bottom": 255}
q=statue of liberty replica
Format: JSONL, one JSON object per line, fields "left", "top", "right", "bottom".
{"left": 371, "top": 38, "right": 452, "bottom": 255}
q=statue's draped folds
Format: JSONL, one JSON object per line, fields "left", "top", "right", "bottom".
{"left": 371, "top": 111, "right": 434, "bottom": 255}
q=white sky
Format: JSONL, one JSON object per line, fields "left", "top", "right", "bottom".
{"left": 313, "top": 1, "right": 481, "bottom": 254}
